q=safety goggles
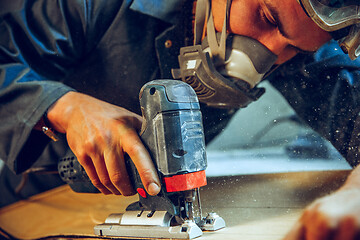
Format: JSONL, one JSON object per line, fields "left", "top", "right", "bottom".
{"left": 299, "top": 0, "right": 360, "bottom": 59}
{"left": 299, "top": 0, "right": 360, "bottom": 31}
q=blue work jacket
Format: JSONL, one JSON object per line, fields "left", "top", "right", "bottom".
{"left": 0, "top": 0, "right": 359, "bottom": 175}
{"left": 0, "top": 0, "right": 234, "bottom": 174}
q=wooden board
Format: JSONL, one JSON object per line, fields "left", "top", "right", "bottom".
{"left": 0, "top": 170, "right": 350, "bottom": 240}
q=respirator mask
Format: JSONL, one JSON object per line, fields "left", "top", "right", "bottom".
{"left": 172, "top": 0, "right": 278, "bottom": 109}
{"left": 298, "top": 0, "right": 360, "bottom": 60}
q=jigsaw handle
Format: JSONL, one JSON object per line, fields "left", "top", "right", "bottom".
{"left": 126, "top": 80, "right": 207, "bottom": 202}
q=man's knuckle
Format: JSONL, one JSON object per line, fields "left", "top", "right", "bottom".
{"left": 118, "top": 122, "right": 137, "bottom": 138}
{"left": 83, "top": 139, "right": 96, "bottom": 153}
{"left": 77, "top": 154, "right": 92, "bottom": 167}
{"left": 110, "top": 172, "right": 125, "bottom": 186}
{"left": 100, "top": 177, "right": 113, "bottom": 187}
{"left": 96, "top": 131, "right": 112, "bottom": 145}
{"left": 91, "top": 179, "right": 103, "bottom": 188}
{"left": 126, "top": 143, "right": 142, "bottom": 156}
{"left": 139, "top": 168, "right": 154, "bottom": 180}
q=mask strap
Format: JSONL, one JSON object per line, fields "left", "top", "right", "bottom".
{"left": 194, "top": 0, "right": 210, "bottom": 45}
{"left": 206, "top": 0, "right": 232, "bottom": 61}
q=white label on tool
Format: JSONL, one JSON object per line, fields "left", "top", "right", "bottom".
{"left": 186, "top": 60, "right": 197, "bottom": 69}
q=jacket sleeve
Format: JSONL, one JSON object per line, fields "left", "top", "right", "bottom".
{"left": 0, "top": 0, "right": 125, "bottom": 173}
{"left": 268, "top": 40, "right": 360, "bottom": 167}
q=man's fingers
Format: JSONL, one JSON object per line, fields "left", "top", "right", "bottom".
{"left": 334, "top": 217, "right": 358, "bottom": 240}
{"left": 126, "top": 138, "right": 161, "bottom": 196}
{"left": 119, "top": 126, "right": 161, "bottom": 196}
{"left": 103, "top": 148, "right": 135, "bottom": 196}
{"left": 78, "top": 155, "right": 112, "bottom": 195}
{"left": 302, "top": 205, "right": 334, "bottom": 240}
{"left": 283, "top": 221, "right": 305, "bottom": 240}
{"left": 90, "top": 154, "right": 122, "bottom": 195}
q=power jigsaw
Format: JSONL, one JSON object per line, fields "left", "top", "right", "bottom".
{"left": 58, "top": 80, "right": 225, "bottom": 239}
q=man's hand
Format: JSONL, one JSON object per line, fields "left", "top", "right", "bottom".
{"left": 47, "top": 91, "right": 161, "bottom": 196}
{"left": 284, "top": 166, "right": 360, "bottom": 240}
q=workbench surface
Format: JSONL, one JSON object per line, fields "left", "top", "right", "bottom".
{"left": 0, "top": 170, "right": 350, "bottom": 240}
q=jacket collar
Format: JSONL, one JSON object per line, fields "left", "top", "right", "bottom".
{"left": 129, "top": 0, "right": 185, "bottom": 24}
